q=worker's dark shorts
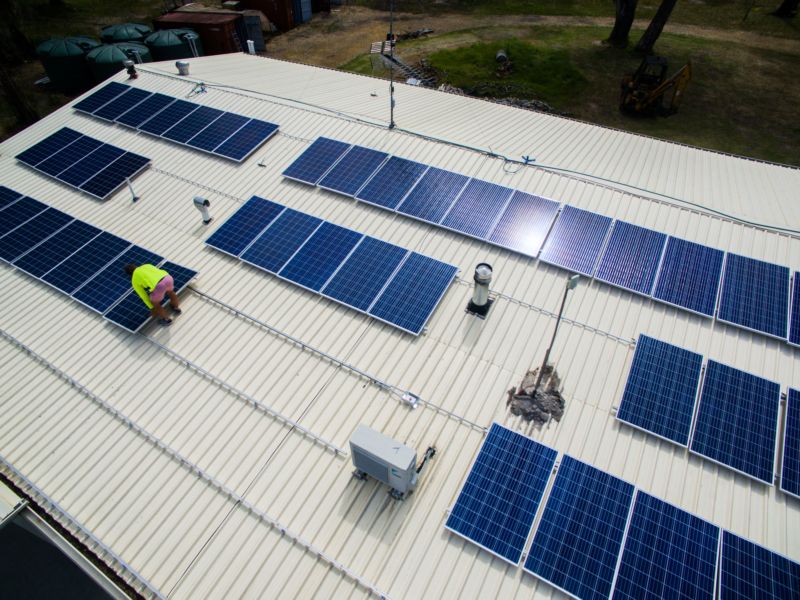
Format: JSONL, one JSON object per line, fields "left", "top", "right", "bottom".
{"left": 149, "top": 275, "right": 174, "bottom": 305}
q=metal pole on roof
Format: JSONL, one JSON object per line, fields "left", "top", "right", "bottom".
{"left": 534, "top": 274, "right": 580, "bottom": 393}
{"left": 388, "top": 0, "right": 396, "bottom": 129}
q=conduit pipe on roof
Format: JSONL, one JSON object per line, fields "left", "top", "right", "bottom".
{"left": 0, "top": 330, "right": 391, "bottom": 600}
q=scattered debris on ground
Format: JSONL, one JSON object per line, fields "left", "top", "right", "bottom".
{"left": 506, "top": 365, "right": 566, "bottom": 427}
{"left": 437, "top": 83, "right": 568, "bottom": 115}
{"left": 398, "top": 28, "right": 434, "bottom": 41}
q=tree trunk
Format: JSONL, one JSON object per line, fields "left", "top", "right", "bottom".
{"left": 606, "top": 0, "right": 638, "bottom": 48}
{"left": 773, "top": 0, "right": 799, "bottom": 17}
{"left": 635, "top": 0, "right": 678, "bottom": 54}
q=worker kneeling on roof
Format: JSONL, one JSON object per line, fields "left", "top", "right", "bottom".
{"left": 124, "top": 263, "right": 182, "bottom": 326}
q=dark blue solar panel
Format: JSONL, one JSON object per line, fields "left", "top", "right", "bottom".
{"left": 612, "top": 492, "right": 719, "bottom": 600}
{"left": 718, "top": 253, "right": 790, "bottom": 339}
{"left": 781, "top": 388, "right": 800, "bottom": 498}
{"left": 93, "top": 87, "right": 152, "bottom": 121}
{"left": 487, "top": 191, "right": 559, "bottom": 257}
{"left": 445, "top": 423, "right": 557, "bottom": 565}
{"left": 205, "top": 196, "right": 285, "bottom": 257}
{"left": 240, "top": 209, "right": 322, "bottom": 273}
{"left": 0, "top": 186, "right": 23, "bottom": 210}
{"left": 115, "top": 93, "right": 175, "bottom": 128}
{"left": 317, "top": 145, "right": 389, "bottom": 196}
{"left": 73, "top": 82, "right": 129, "bottom": 113}
{"left": 73, "top": 246, "right": 163, "bottom": 313}
{"left": 79, "top": 152, "right": 150, "bottom": 199}
{"left": 57, "top": 144, "right": 126, "bottom": 187}
{"left": 369, "top": 253, "right": 457, "bottom": 335}
{"left": 617, "top": 334, "right": 703, "bottom": 446}
{"left": 652, "top": 238, "right": 725, "bottom": 317}
{"left": 690, "top": 360, "right": 780, "bottom": 484}
{"left": 791, "top": 274, "right": 800, "bottom": 346}
{"left": 278, "top": 223, "right": 363, "bottom": 291}
{"left": 282, "top": 137, "right": 351, "bottom": 185}
{"left": 15, "top": 128, "right": 83, "bottom": 166}
{"left": 104, "top": 261, "right": 196, "bottom": 332}
{"left": 539, "top": 205, "right": 613, "bottom": 276}
{"left": 524, "top": 455, "right": 635, "bottom": 600}
{"left": 719, "top": 531, "right": 800, "bottom": 600}
{"left": 440, "top": 179, "right": 514, "bottom": 239}
{"left": 596, "top": 221, "right": 667, "bottom": 295}
{"left": 186, "top": 112, "right": 249, "bottom": 152}
{"left": 162, "top": 106, "right": 224, "bottom": 144}
{"left": 397, "top": 167, "right": 469, "bottom": 223}
{"left": 14, "top": 220, "right": 101, "bottom": 278}
{"left": 214, "top": 119, "right": 279, "bottom": 161}
{"left": 139, "top": 99, "right": 198, "bottom": 135}
{"left": 41, "top": 232, "right": 130, "bottom": 294}
{"left": 355, "top": 156, "right": 428, "bottom": 209}
{"left": 0, "top": 208, "right": 73, "bottom": 262}
{"left": 37, "top": 137, "right": 103, "bottom": 176}
{"left": 322, "top": 237, "right": 408, "bottom": 311}
{"left": 0, "top": 197, "right": 48, "bottom": 237}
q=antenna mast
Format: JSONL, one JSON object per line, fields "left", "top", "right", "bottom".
{"left": 388, "top": 0, "right": 396, "bottom": 129}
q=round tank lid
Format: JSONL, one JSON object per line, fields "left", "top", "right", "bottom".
{"left": 101, "top": 23, "right": 152, "bottom": 42}
{"left": 37, "top": 38, "right": 87, "bottom": 57}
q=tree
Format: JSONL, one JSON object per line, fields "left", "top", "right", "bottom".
{"left": 606, "top": 0, "right": 638, "bottom": 48}
{"left": 773, "top": 0, "right": 799, "bottom": 17}
{"left": 635, "top": 0, "right": 678, "bottom": 54}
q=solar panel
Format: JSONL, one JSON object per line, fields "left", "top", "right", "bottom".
{"left": 652, "top": 237, "right": 724, "bottom": 317}
{"left": 0, "top": 186, "right": 23, "bottom": 210}
{"left": 487, "top": 191, "right": 559, "bottom": 257}
{"left": 278, "top": 223, "right": 363, "bottom": 291}
{"left": 0, "top": 196, "right": 48, "bottom": 237}
{"left": 690, "top": 360, "right": 780, "bottom": 484}
{"left": 13, "top": 220, "right": 101, "bottom": 278}
{"left": 524, "top": 455, "right": 635, "bottom": 600}
{"left": 0, "top": 208, "right": 73, "bottom": 263}
{"left": 616, "top": 334, "right": 703, "bottom": 446}
{"left": 781, "top": 388, "right": 800, "bottom": 498}
{"left": 186, "top": 112, "right": 249, "bottom": 152}
{"left": 213, "top": 119, "right": 279, "bottom": 162}
{"left": 791, "top": 274, "right": 800, "bottom": 346}
{"left": 368, "top": 252, "right": 458, "bottom": 335}
{"left": 612, "top": 492, "right": 719, "bottom": 600}
{"left": 139, "top": 99, "right": 198, "bottom": 135}
{"left": 282, "top": 137, "right": 351, "bottom": 185}
{"left": 355, "top": 156, "right": 428, "bottom": 209}
{"left": 240, "top": 209, "right": 322, "bottom": 273}
{"left": 162, "top": 106, "right": 224, "bottom": 144}
{"left": 79, "top": 152, "right": 150, "bottom": 199}
{"left": 72, "top": 246, "right": 163, "bottom": 313}
{"left": 317, "top": 145, "right": 389, "bottom": 196}
{"left": 37, "top": 136, "right": 103, "bottom": 176}
{"left": 205, "top": 196, "right": 285, "bottom": 257}
{"left": 41, "top": 232, "right": 130, "bottom": 294}
{"left": 93, "top": 87, "right": 152, "bottom": 121}
{"left": 115, "top": 93, "right": 175, "bottom": 128}
{"left": 57, "top": 144, "right": 125, "bottom": 187}
{"left": 440, "top": 179, "right": 514, "bottom": 239}
{"left": 539, "top": 205, "right": 613, "bottom": 276}
{"left": 596, "top": 221, "right": 667, "bottom": 295}
{"left": 719, "top": 531, "right": 800, "bottom": 600}
{"left": 73, "top": 81, "right": 128, "bottom": 114}
{"left": 104, "top": 261, "right": 197, "bottom": 332}
{"left": 444, "top": 423, "right": 557, "bottom": 565}
{"left": 397, "top": 167, "right": 469, "bottom": 223}
{"left": 321, "top": 237, "right": 408, "bottom": 311}
{"left": 718, "top": 253, "right": 790, "bottom": 339}
{"left": 15, "top": 127, "right": 83, "bottom": 166}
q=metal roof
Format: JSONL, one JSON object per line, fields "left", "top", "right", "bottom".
{"left": 0, "top": 54, "right": 798, "bottom": 599}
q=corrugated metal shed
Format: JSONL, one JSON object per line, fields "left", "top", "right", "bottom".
{"left": 0, "top": 54, "right": 798, "bottom": 599}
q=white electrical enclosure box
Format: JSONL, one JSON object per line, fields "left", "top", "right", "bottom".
{"left": 350, "top": 424, "right": 418, "bottom": 495}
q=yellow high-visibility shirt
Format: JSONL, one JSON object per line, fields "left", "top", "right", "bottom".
{"left": 131, "top": 264, "right": 168, "bottom": 309}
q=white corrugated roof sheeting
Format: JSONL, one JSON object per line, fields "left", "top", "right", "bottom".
{"left": 0, "top": 55, "right": 798, "bottom": 599}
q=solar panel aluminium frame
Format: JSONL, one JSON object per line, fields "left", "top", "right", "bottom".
{"left": 317, "top": 149, "right": 391, "bottom": 198}
{"left": 205, "top": 204, "right": 290, "bottom": 261}
{"left": 354, "top": 162, "right": 431, "bottom": 211}
{"left": 595, "top": 226, "right": 670, "bottom": 299}
{"left": 0, "top": 211, "right": 75, "bottom": 265}
{"left": 69, "top": 254, "right": 164, "bottom": 314}
{"left": 779, "top": 388, "right": 800, "bottom": 499}
{"left": 78, "top": 154, "right": 152, "bottom": 200}
{"left": 715, "top": 253, "right": 792, "bottom": 341}
{"left": 281, "top": 141, "right": 353, "bottom": 187}
{"left": 687, "top": 360, "right": 782, "bottom": 486}
{"left": 536, "top": 208, "right": 617, "bottom": 278}
{"left": 443, "top": 421, "right": 558, "bottom": 567}
{"left": 790, "top": 273, "right": 800, "bottom": 348}
{"left": 717, "top": 530, "right": 800, "bottom": 600}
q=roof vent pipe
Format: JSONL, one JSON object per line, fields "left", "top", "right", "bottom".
{"left": 466, "top": 263, "right": 493, "bottom": 318}
{"left": 193, "top": 196, "right": 212, "bottom": 225}
{"left": 176, "top": 60, "right": 190, "bottom": 76}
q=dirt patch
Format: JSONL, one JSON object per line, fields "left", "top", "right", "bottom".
{"left": 506, "top": 365, "right": 566, "bottom": 428}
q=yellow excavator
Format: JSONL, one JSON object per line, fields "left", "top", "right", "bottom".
{"left": 620, "top": 56, "right": 692, "bottom": 116}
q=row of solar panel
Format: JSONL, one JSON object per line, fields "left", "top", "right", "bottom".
{"left": 617, "top": 334, "right": 798, "bottom": 495}
{"left": 282, "top": 137, "right": 800, "bottom": 345}
{"left": 445, "top": 422, "right": 800, "bottom": 600}
{"left": 0, "top": 186, "right": 196, "bottom": 332}
{"left": 74, "top": 81, "right": 279, "bottom": 162}
{"left": 15, "top": 127, "right": 150, "bottom": 200}
{"left": 204, "top": 195, "right": 458, "bottom": 335}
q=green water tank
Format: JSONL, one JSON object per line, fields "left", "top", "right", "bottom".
{"left": 144, "top": 29, "right": 204, "bottom": 61}
{"left": 86, "top": 42, "right": 152, "bottom": 83}
{"left": 36, "top": 36, "right": 100, "bottom": 93}
{"left": 100, "top": 23, "right": 152, "bottom": 43}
